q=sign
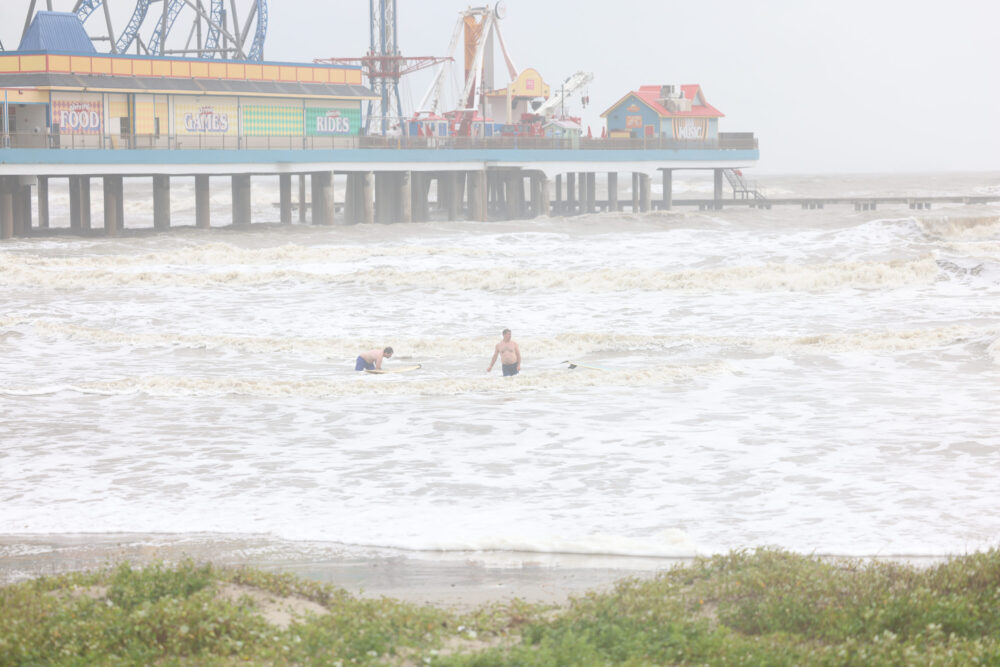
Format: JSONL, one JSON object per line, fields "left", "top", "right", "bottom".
{"left": 673, "top": 118, "right": 707, "bottom": 140}
{"left": 52, "top": 100, "right": 102, "bottom": 134}
{"left": 184, "top": 106, "right": 230, "bottom": 133}
{"left": 626, "top": 104, "right": 640, "bottom": 112}
{"left": 626, "top": 115, "right": 643, "bottom": 129}
{"left": 174, "top": 100, "right": 238, "bottom": 136}
{"left": 306, "top": 105, "right": 360, "bottom": 137}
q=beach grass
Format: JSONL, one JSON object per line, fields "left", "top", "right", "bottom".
{"left": 2, "top": 548, "right": 999, "bottom": 665}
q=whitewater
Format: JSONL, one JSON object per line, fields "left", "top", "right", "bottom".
{"left": 1, "top": 172, "right": 999, "bottom": 564}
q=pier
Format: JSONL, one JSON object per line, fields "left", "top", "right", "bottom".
{"left": 0, "top": 137, "right": 760, "bottom": 238}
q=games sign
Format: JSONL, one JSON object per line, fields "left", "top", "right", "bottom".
{"left": 183, "top": 106, "right": 230, "bottom": 133}
{"left": 174, "top": 99, "right": 238, "bottom": 136}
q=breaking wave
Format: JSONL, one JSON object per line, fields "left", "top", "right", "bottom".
{"left": 918, "top": 215, "right": 1000, "bottom": 241}
{"left": 26, "top": 322, "right": 992, "bottom": 359}
{"left": 0, "top": 242, "right": 497, "bottom": 269}
{"left": 0, "top": 363, "right": 729, "bottom": 399}
{"left": 0, "top": 256, "right": 941, "bottom": 292}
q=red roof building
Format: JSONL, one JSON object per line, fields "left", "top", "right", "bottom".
{"left": 601, "top": 84, "right": 724, "bottom": 140}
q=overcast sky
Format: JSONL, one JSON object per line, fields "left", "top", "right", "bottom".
{"left": 4, "top": 0, "right": 999, "bottom": 173}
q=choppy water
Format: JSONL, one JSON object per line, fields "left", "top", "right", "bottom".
{"left": 2, "top": 172, "right": 999, "bottom": 560}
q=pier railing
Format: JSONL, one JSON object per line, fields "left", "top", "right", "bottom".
{"left": 1, "top": 131, "right": 758, "bottom": 152}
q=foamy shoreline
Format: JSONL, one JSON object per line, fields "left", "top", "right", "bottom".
{"left": 0, "top": 533, "right": 680, "bottom": 610}
{"left": 0, "top": 534, "right": 952, "bottom": 611}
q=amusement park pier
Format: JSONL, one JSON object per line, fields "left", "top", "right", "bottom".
{"left": 0, "top": 2, "right": 761, "bottom": 239}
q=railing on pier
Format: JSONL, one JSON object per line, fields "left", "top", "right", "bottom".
{"left": 0, "top": 131, "right": 758, "bottom": 152}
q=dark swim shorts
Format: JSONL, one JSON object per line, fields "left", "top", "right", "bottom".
{"left": 502, "top": 363, "right": 519, "bottom": 377}
{"left": 355, "top": 356, "right": 375, "bottom": 371}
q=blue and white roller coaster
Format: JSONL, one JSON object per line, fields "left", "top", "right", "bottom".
{"left": 19, "top": 0, "right": 267, "bottom": 61}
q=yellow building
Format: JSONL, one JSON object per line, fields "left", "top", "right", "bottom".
{"left": 1, "top": 13, "right": 374, "bottom": 150}
{"left": 484, "top": 68, "right": 551, "bottom": 124}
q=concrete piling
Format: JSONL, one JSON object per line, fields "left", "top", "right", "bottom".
{"left": 662, "top": 169, "right": 673, "bottom": 211}
{"left": 152, "top": 175, "right": 169, "bottom": 230}
{"left": 231, "top": 174, "right": 252, "bottom": 226}
{"left": 311, "top": 171, "right": 335, "bottom": 225}
{"left": 195, "top": 175, "right": 211, "bottom": 229}
{"left": 0, "top": 178, "right": 13, "bottom": 240}
{"left": 279, "top": 174, "right": 292, "bottom": 224}
{"left": 608, "top": 173, "right": 618, "bottom": 212}
{"left": 298, "top": 174, "right": 307, "bottom": 222}
{"left": 37, "top": 176, "right": 49, "bottom": 229}
{"left": 103, "top": 175, "right": 122, "bottom": 237}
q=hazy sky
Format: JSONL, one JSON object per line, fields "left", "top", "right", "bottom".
{"left": 4, "top": 0, "right": 999, "bottom": 173}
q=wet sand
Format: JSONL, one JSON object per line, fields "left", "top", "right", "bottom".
{"left": 0, "top": 534, "right": 680, "bottom": 611}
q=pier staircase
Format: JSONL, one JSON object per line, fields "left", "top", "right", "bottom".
{"left": 724, "top": 169, "right": 767, "bottom": 201}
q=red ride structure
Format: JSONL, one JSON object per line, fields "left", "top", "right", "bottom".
{"left": 314, "top": 0, "right": 449, "bottom": 136}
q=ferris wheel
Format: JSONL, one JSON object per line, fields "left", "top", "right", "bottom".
{"left": 17, "top": 0, "right": 268, "bottom": 61}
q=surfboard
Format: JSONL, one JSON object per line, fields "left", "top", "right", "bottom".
{"left": 563, "top": 360, "right": 609, "bottom": 371}
{"left": 365, "top": 364, "right": 422, "bottom": 374}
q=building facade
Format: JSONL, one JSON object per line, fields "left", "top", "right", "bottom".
{"left": 1, "top": 13, "right": 374, "bottom": 150}
{"left": 601, "top": 84, "right": 723, "bottom": 141}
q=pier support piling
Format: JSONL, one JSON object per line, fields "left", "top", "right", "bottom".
{"left": 0, "top": 178, "right": 13, "bottom": 240}
{"left": 279, "top": 174, "right": 292, "bottom": 225}
{"left": 585, "top": 173, "right": 596, "bottom": 214}
{"left": 69, "top": 176, "right": 81, "bottom": 230}
{"left": 195, "top": 175, "right": 211, "bottom": 229}
{"left": 311, "top": 171, "right": 335, "bottom": 225}
{"left": 631, "top": 173, "right": 640, "bottom": 213}
{"left": 400, "top": 171, "right": 413, "bottom": 223}
{"left": 608, "top": 173, "right": 618, "bottom": 212}
{"left": 231, "top": 174, "right": 252, "bottom": 226}
{"left": 639, "top": 174, "right": 651, "bottom": 213}
{"left": 37, "top": 176, "right": 49, "bottom": 229}
{"left": 298, "top": 175, "right": 307, "bottom": 222}
{"left": 80, "top": 177, "right": 92, "bottom": 231}
{"left": 555, "top": 175, "right": 563, "bottom": 215}
{"left": 362, "top": 172, "right": 375, "bottom": 223}
{"left": 468, "top": 171, "right": 487, "bottom": 221}
{"left": 713, "top": 169, "right": 724, "bottom": 208}
{"left": 12, "top": 184, "right": 30, "bottom": 236}
{"left": 103, "top": 175, "right": 122, "bottom": 237}
{"left": 662, "top": 169, "right": 673, "bottom": 211}
{"left": 568, "top": 173, "right": 577, "bottom": 215}
{"left": 153, "top": 175, "right": 169, "bottom": 230}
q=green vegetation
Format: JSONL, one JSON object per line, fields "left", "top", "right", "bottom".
{"left": 2, "top": 549, "right": 1000, "bottom": 665}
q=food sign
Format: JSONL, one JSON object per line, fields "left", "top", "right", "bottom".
{"left": 52, "top": 100, "right": 103, "bottom": 134}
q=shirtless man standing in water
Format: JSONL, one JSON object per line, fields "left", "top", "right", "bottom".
{"left": 487, "top": 328, "right": 521, "bottom": 376}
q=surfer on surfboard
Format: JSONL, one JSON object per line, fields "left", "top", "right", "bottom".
{"left": 355, "top": 347, "right": 393, "bottom": 371}
{"left": 487, "top": 329, "right": 521, "bottom": 377}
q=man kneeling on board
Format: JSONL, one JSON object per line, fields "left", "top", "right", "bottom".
{"left": 356, "top": 347, "right": 393, "bottom": 371}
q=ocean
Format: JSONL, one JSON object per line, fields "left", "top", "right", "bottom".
{"left": 1, "top": 171, "right": 999, "bottom": 574}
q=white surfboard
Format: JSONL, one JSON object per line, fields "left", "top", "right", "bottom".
{"left": 365, "top": 364, "right": 422, "bottom": 374}
{"left": 563, "top": 360, "right": 609, "bottom": 371}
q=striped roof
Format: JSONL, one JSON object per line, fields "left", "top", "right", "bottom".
{"left": 18, "top": 12, "right": 96, "bottom": 55}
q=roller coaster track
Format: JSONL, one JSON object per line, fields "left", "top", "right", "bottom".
{"left": 201, "top": 0, "right": 225, "bottom": 57}
{"left": 74, "top": 0, "right": 103, "bottom": 23}
{"left": 116, "top": 0, "right": 152, "bottom": 54}
{"left": 149, "top": 0, "right": 185, "bottom": 55}
{"left": 247, "top": 0, "right": 267, "bottom": 62}
{"left": 68, "top": 0, "right": 266, "bottom": 61}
